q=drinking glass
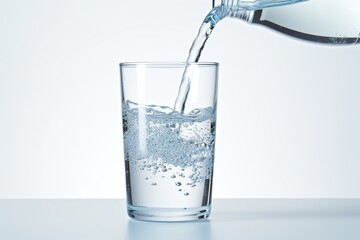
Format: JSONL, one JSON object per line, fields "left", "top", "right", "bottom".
{"left": 120, "top": 62, "right": 219, "bottom": 221}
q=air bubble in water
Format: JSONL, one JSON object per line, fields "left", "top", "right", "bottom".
{"left": 123, "top": 102, "right": 216, "bottom": 204}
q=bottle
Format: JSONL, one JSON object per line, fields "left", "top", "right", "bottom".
{"left": 209, "top": 0, "right": 360, "bottom": 44}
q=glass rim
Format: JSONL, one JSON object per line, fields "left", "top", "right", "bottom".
{"left": 119, "top": 61, "right": 219, "bottom": 68}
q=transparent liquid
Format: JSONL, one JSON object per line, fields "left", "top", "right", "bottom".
{"left": 123, "top": 101, "right": 216, "bottom": 210}
{"left": 173, "top": 22, "right": 215, "bottom": 113}
{"left": 173, "top": 5, "right": 227, "bottom": 113}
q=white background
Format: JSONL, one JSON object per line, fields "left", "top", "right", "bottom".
{"left": 1, "top": 0, "right": 360, "bottom": 198}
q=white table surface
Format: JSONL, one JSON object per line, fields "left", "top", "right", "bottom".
{"left": 1, "top": 199, "right": 360, "bottom": 240}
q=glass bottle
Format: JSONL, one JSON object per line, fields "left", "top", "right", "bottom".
{"left": 209, "top": 0, "right": 360, "bottom": 44}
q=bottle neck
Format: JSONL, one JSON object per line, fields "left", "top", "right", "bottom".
{"left": 219, "top": 0, "right": 307, "bottom": 22}
{"left": 205, "top": 0, "right": 257, "bottom": 26}
{"left": 220, "top": 0, "right": 256, "bottom": 22}
{"left": 224, "top": 7, "right": 254, "bottom": 22}
{"left": 221, "top": 0, "right": 308, "bottom": 10}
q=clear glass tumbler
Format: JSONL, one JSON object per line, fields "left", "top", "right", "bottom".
{"left": 120, "top": 62, "right": 219, "bottom": 221}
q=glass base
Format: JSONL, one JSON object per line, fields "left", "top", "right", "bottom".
{"left": 127, "top": 205, "right": 211, "bottom": 222}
